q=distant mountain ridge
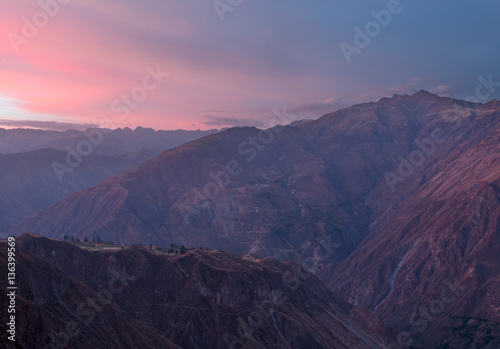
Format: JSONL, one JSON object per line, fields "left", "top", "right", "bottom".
{"left": 0, "top": 126, "right": 221, "bottom": 155}
{"left": 0, "top": 126, "right": 221, "bottom": 233}
{"left": 0, "top": 148, "right": 164, "bottom": 233}
{"left": 12, "top": 91, "right": 500, "bottom": 346}
{"left": 14, "top": 91, "right": 493, "bottom": 258}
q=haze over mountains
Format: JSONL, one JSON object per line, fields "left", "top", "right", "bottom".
{"left": 15, "top": 92, "right": 498, "bottom": 256}
{"left": 0, "top": 127, "right": 220, "bottom": 233}
{"left": 0, "top": 127, "right": 220, "bottom": 155}
{"left": 0, "top": 148, "right": 164, "bottom": 233}
{"left": 6, "top": 91, "right": 500, "bottom": 348}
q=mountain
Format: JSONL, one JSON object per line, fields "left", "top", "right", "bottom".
{"left": 0, "top": 236, "right": 180, "bottom": 349}
{"left": 12, "top": 91, "right": 500, "bottom": 346}
{"left": 317, "top": 99, "right": 500, "bottom": 348}
{"left": 0, "top": 234, "right": 394, "bottom": 348}
{"left": 0, "top": 127, "right": 220, "bottom": 155}
{"left": 0, "top": 127, "right": 221, "bottom": 233}
{"left": 13, "top": 92, "right": 491, "bottom": 261}
{"left": 0, "top": 148, "right": 163, "bottom": 233}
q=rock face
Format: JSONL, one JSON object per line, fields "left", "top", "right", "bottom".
{"left": 0, "top": 236, "right": 180, "bottom": 349}
{"left": 15, "top": 123, "right": 361, "bottom": 261}
{"left": 11, "top": 91, "right": 500, "bottom": 347}
{"left": 14, "top": 91, "right": 483, "bottom": 260}
{"left": 0, "top": 234, "right": 394, "bottom": 349}
{"left": 318, "top": 99, "right": 500, "bottom": 348}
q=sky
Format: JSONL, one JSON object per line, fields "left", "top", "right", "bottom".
{"left": 0, "top": 0, "right": 499, "bottom": 131}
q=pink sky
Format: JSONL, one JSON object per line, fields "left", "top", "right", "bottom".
{"left": 0, "top": 1, "right": 321, "bottom": 130}
{"left": 0, "top": 1, "right": 495, "bottom": 131}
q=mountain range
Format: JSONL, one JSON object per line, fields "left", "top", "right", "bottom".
{"left": 7, "top": 91, "right": 500, "bottom": 347}
{"left": 0, "top": 127, "right": 220, "bottom": 155}
{"left": 0, "top": 127, "right": 220, "bottom": 233}
{"left": 0, "top": 148, "right": 164, "bottom": 233}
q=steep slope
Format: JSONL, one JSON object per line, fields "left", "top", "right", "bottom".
{"left": 2, "top": 234, "right": 394, "bottom": 348}
{"left": 0, "top": 148, "right": 163, "bottom": 232}
{"left": 14, "top": 91, "right": 482, "bottom": 265}
{"left": 318, "top": 100, "right": 500, "bottom": 347}
{"left": 10, "top": 92, "right": 500, "bottom": 347}
{"left": 0, "top": 238, "right": 180, "bottom": 349}
{"left": 0, "top": 126, "right": 222, "bottom": 233}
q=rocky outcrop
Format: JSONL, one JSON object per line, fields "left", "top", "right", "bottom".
{"left": 0, "top": 234, "right": 394, "bottom": 348}
{"left": 11, "top": 92, "right": 500, "bottom": 347}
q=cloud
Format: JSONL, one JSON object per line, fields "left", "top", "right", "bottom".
{"left": 0, "top": 119, "right": 98, "bottom": 131}
{"left": 288, "top": 81, "right": 421, "bottom": 118}
{"left": 287, "top": 101, "right": 338, "bottom": 117}
{"left": 429, "top": 85, "right": 454, "bottom": 97}
{"left": 286, "top": 78, "right": 457, "bottom": 120}
{"left": 203, "top": 115, "right": 265, "bottom": 128}
{"left": 0, "top": 1, "right": 498, "bottom": 130}
{"left": 345, "top": 78, "right": 456, "bottom": 105}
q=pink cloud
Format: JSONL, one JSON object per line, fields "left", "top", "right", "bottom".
{"left": 429, "top": 85, "right": 453, "bottom": 97}
{"left": 0, "top": 2, "right": 470, "bottom": 131}
{"left": 0, "top": 1, "right": 352, "bottom": 130}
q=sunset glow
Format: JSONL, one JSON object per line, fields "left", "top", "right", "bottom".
{"left": 1, "top": 0, "right": 499, "bottom": 130}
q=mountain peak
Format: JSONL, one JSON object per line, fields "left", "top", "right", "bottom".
{"left": 413, "top": 89, "right": 436, "bottom": 96}
{"left": 407, "top": 89, "right": 441, "bottom": 102}
{"left": 482, "top": 99, "right": 500, "bottom": 107}
{"left": 374, "top": 90, "right": 443, "bottom": 107}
